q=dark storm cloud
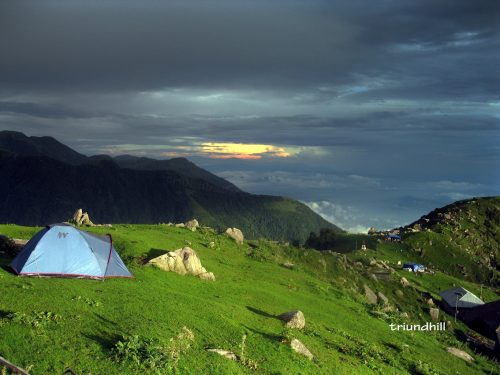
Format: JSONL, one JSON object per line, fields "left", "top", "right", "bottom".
{"left": 0, "top": 101, "right": 96, "bottom": 119}
{"left": 1, "top": 0, "right": 499, "bottom": 98}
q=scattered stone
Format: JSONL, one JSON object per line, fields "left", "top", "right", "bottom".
{"left": 12, "top": 238, "right": 28, "bottom": 248}
{"left": 208, "top": 241, "right": 216, "bottom": 248}
{"left": 395, "top": 290, "right": 404, "bottom": 298}
{"left": 206, "top": 349, "right": 238, "bottom": 361}
{"left": 446, "top": 320, "right": 453, "bottom": 331}
{"left": 400, "top": 312, "right": 409, "bottom": 319}
{"left": 400, "top": 277, "right": 410, "bottom": 287}
{"left": 426, "top": 298, "right": 435, "bottom": 307}
{"left": 377, "top": 292, "right": 389, "bottom": 306}
{"left": 185, "top": 219, "right": 199, "bottom": 232}
{"left": 447, "top": 347, "right": 474, "bottom": 362}
{"left": 147, "top": 247, "right": 214, "bottom": 281}
{"left": 429, "top": 307, "right": 439, "bottom": 322}
{"left": 371, "top": 310, "right": 390, "bottom": 319}
{"left": 364, "top": 285, "right": 378, "bottom": 304}
{"left": 278, "top": 310, "right": 305, "bottom": 329}
{"left": 370, "top": 273, "right": 378, "bottom": 282}
{"left": 282, "top": 262, "right": 295, "bottom": 269}
{"left": 225, "top": 227, "right": 244, "bottom": 244}
{"left": 382, "top": 305, "right": 394, "bottom": 313}
{"left": 175, "top": 223, "right": 185, "bottom": 228}
{"left": 290, "top": 338, "right": 314, "bottom": 360}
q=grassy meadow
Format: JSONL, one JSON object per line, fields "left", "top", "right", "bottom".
{"left": 0, "top": 224, "right": 498, "bottom": 374}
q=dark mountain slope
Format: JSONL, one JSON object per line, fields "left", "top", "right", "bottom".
{"left": 0, "top": 130, "right": 87, "bottom": 165}
{"left": 113, "top": 155, "right": 240, "bottom": 192}
{"left": 0, "top": 154, "right": 339, "bottom": 242}
{"left": 0, "top": 130, "right": 239, "bottom": 192}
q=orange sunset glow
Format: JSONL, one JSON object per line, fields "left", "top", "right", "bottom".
{"left": 201, "top": 142, "right": 292, "bottom": 159}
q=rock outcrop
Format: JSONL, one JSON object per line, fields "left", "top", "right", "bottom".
{"left": 225, "top": 227, "right": 244, "bottom": 244}
{"left": 69, "top": 209, "right": 95, "bottom": 226}
{"left": 147, "top": 247, "right": 215, "bottom": 281}
{"left": 377, "top": 292, "right": 389, "bottom": 306}
{"left": 278, "top": 310, "right": 306, "bottom": 329}
{"left": 185, "top": 219, "right": 199, "bottom": 232}
{"left": 447, "top": 347, "right": 474, "bottom": 362}
{"left": 364, "top": 285, "right": 378, "bottom": 304}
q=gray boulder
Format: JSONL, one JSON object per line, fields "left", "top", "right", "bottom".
{"left": 278, "top": 310, "right": 305, "bottom": 329}
{"left": 447, "top": 347, "right": 474, "bottom": 362}
{"left": 185, "top": 219, "right": 199, "bottom": 232}
{"left": 206, "top": 349, "right": 237, "bottom": 361}
{"left": 429, "top": 307, "right": 440, "bottom": 322}
{"left": 290, "top": 339, "right": 314, "bottom": 360}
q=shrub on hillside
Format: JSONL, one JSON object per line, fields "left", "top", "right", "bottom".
{"left": 0, "top": 235, "right": 17, "bottom": 258}
{"left": 112, "top": 327, "right": 194, "bottom": 373}
{"left": 305, "top": 228, "right": 338, "bottom": 250}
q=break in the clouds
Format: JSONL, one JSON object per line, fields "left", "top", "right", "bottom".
{"left": 0, "top": 0, "right": 499, "bottom": 231}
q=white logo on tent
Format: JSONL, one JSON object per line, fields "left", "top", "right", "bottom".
{"left": 58, "top": 232, "right": 69, "bottom": 239}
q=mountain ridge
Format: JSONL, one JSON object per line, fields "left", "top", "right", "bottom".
{"left": 0, "top": 130, "right": 240, "bottom": 192}
{"left": 0, "top": 130, "right": 341, "bottom": 241}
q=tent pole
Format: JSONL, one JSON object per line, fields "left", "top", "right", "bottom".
{"left": 0, "top": 355, "right": 30, "bottom": 375}
{"left": 103, "top": 233, "right": 113, "bottom": 280}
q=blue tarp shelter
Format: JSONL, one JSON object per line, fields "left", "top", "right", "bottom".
{"left": 387, "top": 234, "right": 402, "bottom": 241}
{"left": 403, "top": 262, "right": 425, "bottom": 272}
{"left": 10, "top": 223, "right": 132, "bottom": 279}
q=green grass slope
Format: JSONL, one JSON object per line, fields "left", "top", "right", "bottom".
{"left": 397, "top": 197, "right": 500, "bottom": 286}
{"left": 0, "top": 224, "right": 498, "bottom": 374}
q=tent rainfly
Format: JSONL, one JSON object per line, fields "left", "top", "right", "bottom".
{"left": 403, "top": 262, "right": 425, "bottom": 272}
{"left": 10, "top": 224, "right": 132, "bottom": 279}
{"left": 439, "top": 287, "right": 484, "bottom": 310}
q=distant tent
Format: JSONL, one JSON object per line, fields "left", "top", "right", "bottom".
{"left": 402, "top": 262, "right": 425, "bottom": 272}
{"left": 386, "top": 234, "right": 402, "bottom": 241}
{"left": 439, "top": 287, "right": 484, "bottom": 313}
{"left": 10, "top": 224, "right": 132, "bottom": 279}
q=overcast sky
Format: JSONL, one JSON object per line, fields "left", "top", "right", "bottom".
{"left": 1, "top": 0, "right": 499, "bottom": 232}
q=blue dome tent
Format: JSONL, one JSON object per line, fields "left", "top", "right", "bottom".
{"left": 10, "top": 224, "right": 132, "bottom": 279}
